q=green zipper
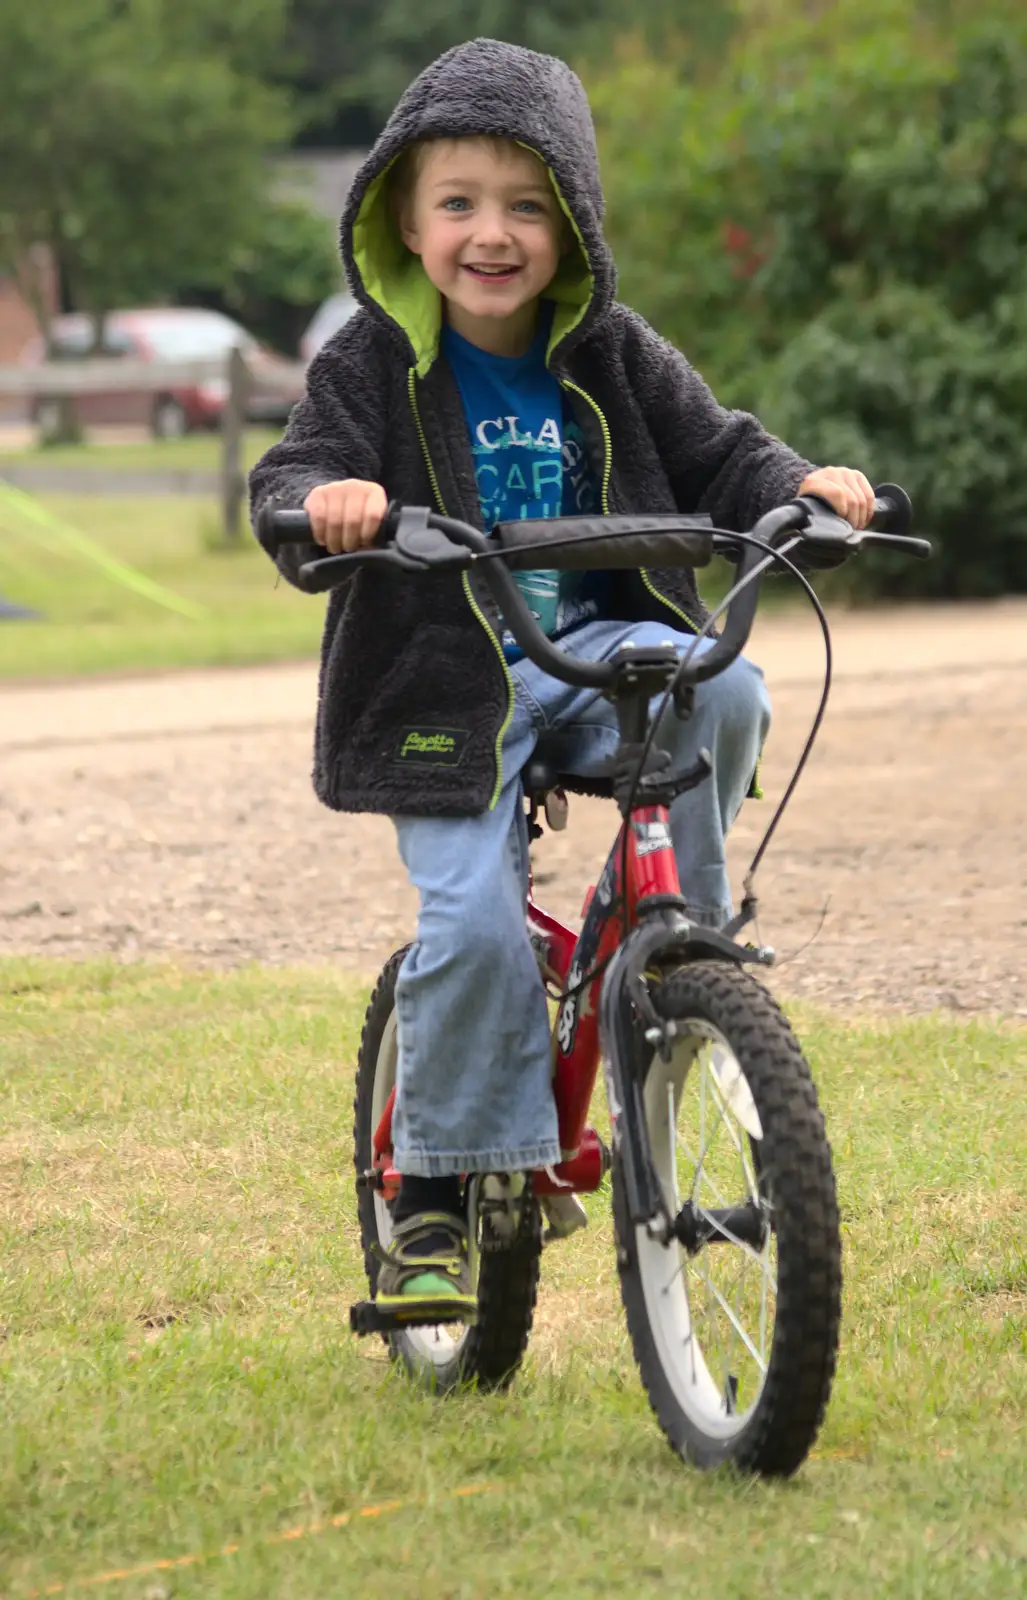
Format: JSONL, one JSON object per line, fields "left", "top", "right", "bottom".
{"left": 407, "top": 367, "right": 515, "bottom": 811}
{"left": 407, "top": 367, "right": 448, "bottom": 515}
{"left": 560, "top": 377, "right": 613, "bottom": 513}
{"left": 639, "top": 568, "right": 699, "bottom": 635}
{"left": 557, "top": 380, "right": 769, "bottom": 796}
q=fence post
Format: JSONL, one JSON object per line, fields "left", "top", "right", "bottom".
{"left": 220, "top": 346, "right": 249, "bottom": 543}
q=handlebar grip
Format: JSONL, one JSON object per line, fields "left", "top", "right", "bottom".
{"left": 255, "top": 505, "right": 314, "bottom": 556}
{"left": 869, "top": 483, "right": 912, "bottom": 536}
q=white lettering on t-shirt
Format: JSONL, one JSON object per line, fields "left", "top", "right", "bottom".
{"left": 476, "top": 417, "right": 505, "bottom": 448}
{"left": 504, "top": 415, "right": 532, "bottom": 446}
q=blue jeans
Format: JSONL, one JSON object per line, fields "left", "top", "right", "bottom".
{"left": 391, "top": 620, "right": 771, "bottom": 1176}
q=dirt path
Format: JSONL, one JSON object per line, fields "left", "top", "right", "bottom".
{"left": 2, "top": 599, "right": 1025, "bottom": 1016}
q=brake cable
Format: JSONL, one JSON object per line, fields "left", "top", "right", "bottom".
{"left": 475, "top": 519, "right": 836, "bottom": 980}
{"left": 560, "top": 531, "right": 830, "bottom": 1005}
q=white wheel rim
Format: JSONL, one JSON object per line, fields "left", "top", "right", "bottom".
{"left": 635, "top": 1019, "right": 776, "bottom": 1439}
{"left": 371, "top": 1009, "right": 468, "bottom": 1367}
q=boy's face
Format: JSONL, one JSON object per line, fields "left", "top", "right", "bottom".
{"left": 399, "top": 139, "right": 565, "bottom": 348}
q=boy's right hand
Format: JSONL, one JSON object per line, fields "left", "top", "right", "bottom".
{"left": 303, "top": 480, "right": 388, "bottom": 553}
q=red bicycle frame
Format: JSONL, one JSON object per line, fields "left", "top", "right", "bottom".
{"left": 370, "top": 798, "right": 682, "bottom": 1199}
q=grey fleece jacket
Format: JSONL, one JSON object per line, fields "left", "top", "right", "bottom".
{"left": 249, "top": 37, "right": 813, "bottom": 819}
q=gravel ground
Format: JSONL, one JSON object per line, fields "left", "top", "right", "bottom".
{"left": 2, "top": 598, "right": 1025, "bottom": 1017}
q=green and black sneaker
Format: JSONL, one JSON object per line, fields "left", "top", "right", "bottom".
{"left": 374, "top": 1212, "right": 478, "bottom": 1325}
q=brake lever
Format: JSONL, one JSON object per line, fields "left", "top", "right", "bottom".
{"left": 297, "top": 546, "right": 430, "bottom": 590}
{"left": 790, "top": 495, "right": 861, "bottom": 549}
{"left": 393, "top": 506, "right": 475, "bottom": 569}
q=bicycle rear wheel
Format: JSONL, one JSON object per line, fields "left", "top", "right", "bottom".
{"left": 613, "top": 960, "right": 841, "bottom": 1476}
{"left": 353, "top": 947, "right": 542, "bottom": 1392}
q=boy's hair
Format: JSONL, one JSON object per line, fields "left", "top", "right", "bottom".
{"left": 388, "top": 134, "right": 538, "bottom": 218}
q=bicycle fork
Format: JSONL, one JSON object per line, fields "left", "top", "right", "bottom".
{"left": 597, "top": 900, "right": 769, "bottom": 1238}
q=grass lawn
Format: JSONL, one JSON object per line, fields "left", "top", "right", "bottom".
{"left": 2, "top": 959, "right": 1024, "bottom": 1597}
{"left": 0, "top": 490, "right": 760, "bottom": 682}
{"left": 0, "top": 429, "right": 282, "bottom": 475}
{"left": 0, "top": 495, "right": 324, "bottom": 678}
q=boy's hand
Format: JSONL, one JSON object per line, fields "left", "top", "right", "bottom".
{"left": 797, "top": 467, "right": 875, "bottom": 530}
{"left": 304, "top": 480, "right": 388, "bottom": 553}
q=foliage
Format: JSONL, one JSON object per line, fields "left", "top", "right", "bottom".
{"left": 200, "top": 198, "right": 343, "bottom": 354}
{"left": 281, "top": 0, "right": 734, "bottom": 134}
{"left": 0, "top": 0, "right": 291, "bottom": 337}
{"left": 760, "top": 286, "right": 1027, "bottom": 597}
{"left": 589, "top": 4, "right": 1027, "bottom": 597}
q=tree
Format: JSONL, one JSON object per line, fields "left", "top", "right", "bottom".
{"left": 279, "top": 0, "right": 733, "bottom": 138}
{"left": 207, "top": 198, "right": 343, "bottom": 354}
{"left": 0, "top": 0, "right": 291, "bottom": 344}
{"left": 587, "top": 5, "right": 1027, "bottom": 596}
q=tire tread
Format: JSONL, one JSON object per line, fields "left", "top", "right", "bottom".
{"left": 614, "top": 960, "right": 842, "bottom": 1477}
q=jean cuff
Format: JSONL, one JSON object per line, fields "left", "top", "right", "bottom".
{"left": 394, "top": 1139, "right": 563, "bottom": 1177}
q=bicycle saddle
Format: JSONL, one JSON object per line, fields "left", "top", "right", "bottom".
{"left": 523, "top": 736, "right": 613, "bottom": 803}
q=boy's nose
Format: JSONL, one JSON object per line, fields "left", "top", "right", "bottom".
{"left": 470, "top": 205, "right": 513, "bottom": 248}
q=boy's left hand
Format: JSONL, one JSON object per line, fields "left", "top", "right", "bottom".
{"left": 797, "top": 467, "right": 875, "bottom": 529}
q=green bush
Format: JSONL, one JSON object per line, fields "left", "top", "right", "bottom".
{"left": 589, "top": 12, "right": 1027, "bottom": 597}
{"left": 757, "top": 286, "right": 1027, "bottom": 597}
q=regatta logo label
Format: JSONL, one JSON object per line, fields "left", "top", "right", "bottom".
{"left": 395, "top": 727, "right": 470, "bottom": 766}
{"left": 632, "top": 819, "right": 673, "bottom": 858}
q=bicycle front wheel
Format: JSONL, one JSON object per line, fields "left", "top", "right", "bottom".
{"left": 613, "top": 961, "right": 841, "bottom": 1476}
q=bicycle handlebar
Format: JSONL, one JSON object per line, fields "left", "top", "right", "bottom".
{"left": 254, "top": 485, "right": 930, "bottom": 692}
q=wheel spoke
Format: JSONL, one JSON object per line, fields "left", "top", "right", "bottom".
{"left": 675, "top": 1124, "right": 730, "bottom": 1208}
{"left": 705, "top": 1067, "right": 761, "bottom": 1204}
{"left": 666, "top": 1078, "right": 680, "bottom": 1215}
{"left": 690, "top": 1049, "right": 735, "bottom": 1203}
{"left": 699, "top": 1227, "right": 729, "bottom": 1386}
{"left": 653, "top": 1022, "right": 778, "bottom": 1420}
{"left": 759, "top": 1224, "right": 774, "bottom": 1366}
{"left": 703, "top": 1272, "right": 768, "bottom": 1375}
{"left": 698, "top": 1046, "right": 708, "bottom": 1182}
{"left": 714, "top": 1246, "right": 749, "bottom": 1400}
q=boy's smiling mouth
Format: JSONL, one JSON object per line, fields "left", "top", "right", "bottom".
{"left": 463, "top": 263, "right": 522, "bottom": 281}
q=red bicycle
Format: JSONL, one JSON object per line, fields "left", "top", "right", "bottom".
{"left": 258, "top": 489, "right": 928, "bottom": 1476}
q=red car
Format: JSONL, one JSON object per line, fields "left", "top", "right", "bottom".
{"left": 21, "top": 307, "right": 306, "bottom": 440}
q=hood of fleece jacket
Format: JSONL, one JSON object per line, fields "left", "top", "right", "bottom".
{"left": 340, "top": 37, "right": 616, "bottom": 376}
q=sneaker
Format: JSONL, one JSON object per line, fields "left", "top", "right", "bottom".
{"left": 374, "top": 1212, "right": 478, "bottom": 1324}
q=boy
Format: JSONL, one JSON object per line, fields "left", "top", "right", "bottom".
{"left": 250, "top": 38, "right": 874, "bottom": 1319}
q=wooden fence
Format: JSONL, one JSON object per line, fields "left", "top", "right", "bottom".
{"left": 0, "top": 348, "right": 306, "bottom": 539}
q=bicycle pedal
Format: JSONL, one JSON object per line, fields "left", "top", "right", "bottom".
{"left": 540, "top": 1192, "right": 589, "bottom": 1243}
{"left": 349, "top": 1299, "right": 477, "bottom": 1337}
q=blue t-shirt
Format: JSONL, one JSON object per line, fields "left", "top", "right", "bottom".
{"left": 442, "top": 311, "right": 605, "bottom": 659}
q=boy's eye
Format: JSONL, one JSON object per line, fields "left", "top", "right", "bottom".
{"left": 441, "top": 196, "right": 471, "bottom": 212}
{"left": 513, "top": 200, "right": 544, "bottom": 214}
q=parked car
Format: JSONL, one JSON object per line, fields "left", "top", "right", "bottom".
{"left": 299, "top": 292, "right": 360, "bottom": 364}
{"left": 20, "top": 307, "right": 307, "bottom": 441}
